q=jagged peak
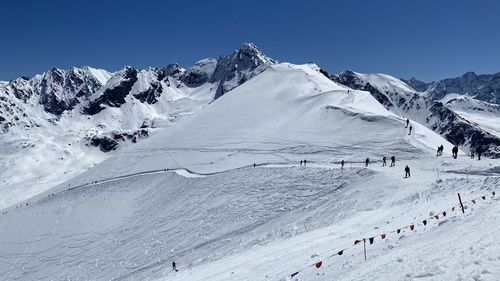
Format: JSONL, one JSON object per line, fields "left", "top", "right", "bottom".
{"left": 230, "top": 42, "right": 276, "bottom": 64}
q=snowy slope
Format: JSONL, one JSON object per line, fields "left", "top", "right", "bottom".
{"left": 1, "top": 62, "right": 484, "bottom": 281}
{"left": 333, "top": 70, "right": 500, "bottom": 157}
{"left": 442, "top": 94, "right": 500, "bottom": 138}
{"left": 0, "top": 43, "right": 273, "bottom": 209}
{"left": 65, "top": 63, "right": 453, "bottom": 185}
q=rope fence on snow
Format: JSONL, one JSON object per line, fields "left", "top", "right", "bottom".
{"left": 287, "top": 190, "right": 497, "bottom": 279}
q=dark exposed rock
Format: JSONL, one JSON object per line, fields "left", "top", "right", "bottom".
{"left": 84, "top": 67, "right": 138, "bottom": 115}
{"left": 89, "top": 135, "right": 118, "bottom": 152}
{"left": 133, "top": 81, "right": 163, "bottom": 104}
{"left": 181, "top": 58, "right": 217, "bottom": 87}
{"left": 211, "top": 43, "right": 275, "bottom": 99}
{"left": 403, "top": 72, "right": 500, "bottom": 104}
{"left": 111, "top": 129, "right": 149, "bottom": 143}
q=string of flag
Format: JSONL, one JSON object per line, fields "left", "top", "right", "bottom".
{"left": 288, "top": 190, "right": 496, "bottom": 279}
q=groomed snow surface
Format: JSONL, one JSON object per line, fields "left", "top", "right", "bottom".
{"left": 1, "top": 63, "right": 499, "bottom": 281}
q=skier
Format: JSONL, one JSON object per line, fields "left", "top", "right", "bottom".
{"left": 253, "top": 163, "right": 256, "bottom": 167}
{"left": 341, "top": 160, "right": 345, "bottom": 169}
{"left": 452, "top": 146, "right": 458, "bottom": 159}
{"left": 405, "top": 118, "right": 409, "bottom": 128}
{"left": 390, "top": 156, "right": 395, "bottom": 167}
{"left": 382, "top": 156, "right": 387, "bottom": 167}
{"left": 470, "top": 151, "right": 474, "bottom": 159}
{"left": 404, "top": 165, "right": 411, "bottom": 178}
{"left": 172, "top": 261, "right": 178, "bottom": 272}
{"left": 300, "top": 160, "right": 303, "bottom": 166}
{"left": 365, "top": 157, "right": 370, "bottom": 167}
{"left": 304, "top": 159, "right": 307, "bottom": 166}
{"left": 408, "top": 125, "right": 413, "bottom": 135}
{"left": 476, "top": 148, "right": 482, "bottom": 160}
{"left": 436, "top": 146, "right": 440, "bottom": 156}
{"left": 439, "top": 145, "right": 444, "bottom": 156}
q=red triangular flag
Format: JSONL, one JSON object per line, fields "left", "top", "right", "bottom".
{"left": 472, "top": 199, "right": 476, "bottom": 204}
{"left": 381, "top": 233, "right": 386, "bottom": 239}
{"left": 434, "top": 214, "right": 439, "bottom": 220}
{"left": 315, "top": 261, "right": 322, "bottom": 268}
{"left": 452, "top": 207, "right": 455, "bottom": 212}
{"left": 354, "top": 239, "right": 363, "bottom": 245}
{"left": 493, "top": 191, "right": 496, "bottom": 196}
{"left": 409, "top": 224, "right": 415, "bottom": 231}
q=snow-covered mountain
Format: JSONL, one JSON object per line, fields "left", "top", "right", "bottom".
{"left": 1, "top": 44, "right": 500, "bottom": 281}
{"left": 0, "top": 43, "right": 275, "bottom": 209}
{"left": 404, "top": 71, "right": 500, "bottom": 103}
{"left": 330, "top": 70, "right": 500, "bottom": 158}
{"left": 0, "top": 62, "right": 465, "bottom": 281}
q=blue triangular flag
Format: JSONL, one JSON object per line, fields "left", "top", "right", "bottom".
{"left": 337, "top": 250, "right": 344, "bottom": 256}
{"left": 291, "top": 271, "right": 299, "bottom": 278}
{"left": 369, "top": 237, "right": 375, "bottom": 244}
{"left": 482, "top": 196, "right": 486, "bottom": 200}
{"left": 397, "top": 229, "right": 401, "bottom": 234}
{"left": 423, "top": 220, "right": 427, "bottom": 226}
{"left": 442, "top": 211, "right": 447, "bottom": 217}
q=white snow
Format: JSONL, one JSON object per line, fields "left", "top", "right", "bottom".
{"left": 0, "top": 63, "right": 499, "bottom": 281}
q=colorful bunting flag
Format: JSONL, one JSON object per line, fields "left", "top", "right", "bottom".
{"left": 482, "top": 196, "right": 486, "bottom": 200}
{"left": 315, "top": 261, "right": 322, "bottom": 268}
{"left": 337, "top": 250, "right": 344, "bottom": 256}
{"left": 442, "top": 211, "right": 447, "bottom": 217}
{"left": 434, "top": 214, "right": 439, "bottom": 220}
{"left": 410, "top": 224, "right": 415, "bottom": 231}
{"left": 423, "top": 220, "right": 427, "bottom": 226}
{"left": 397, "top": 229, "right": 401, "bottom": 234}
{"left": 493, "top": 191, "right": 496, "bottom": 196}
{"left": 369, "top": 237, "right": 375, "bottom": 244}
{"left": 452, "top": 207, "right": 455, "bottom": 212}
{"left": 381, "top": 234, "right": 386, "bottom": 239}
{"left": 472, "top": 199, "right": 476, "bottom": 204}
{"left": 354, "top": 240, "right": 363, "bottom": 245}
{"left": 291, "top": 271, "right": 299, "bottom": 278}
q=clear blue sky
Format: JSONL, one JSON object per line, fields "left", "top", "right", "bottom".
{"left": 1, "top": 0, "right": 499, "bottom": 82}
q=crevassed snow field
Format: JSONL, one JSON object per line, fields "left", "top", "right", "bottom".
{"left": 1, "top": 64, "right": 499, "bottom": 281}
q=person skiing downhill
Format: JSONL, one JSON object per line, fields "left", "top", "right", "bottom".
{"left": 172, "top": 261, "right": 178, "bottom": 272}
{"left": 341, "top": 160, "right": 345, "bottom": 169}
{"left": 405, "top": 118, "right": 409, "bottom": 128}
{"left": 476, "top": 148, "right": 482, "bottom": 160}
{"left": 382, "top": 156, "right": 387, "bottom": 167}
{"left": 300, "top": 160, "right": 303, "bottom": 166}
{"left": 365, "top": 157, "right": 370, "bottom": 167}
{"left": 408, "top": 125, "right": 413, "bottom": 135}
{"left": 304, "top": 159, "right": 307, "bottom": 166}
{"left": 404, "top": 165, "right": 411, "bottom": 178}
{"left": 390, "top": 156, "right": 395, "bottom": 167}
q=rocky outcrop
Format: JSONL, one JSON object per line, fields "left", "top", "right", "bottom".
{"left": 84, "top": 67, "right": 138, "bottom": 115}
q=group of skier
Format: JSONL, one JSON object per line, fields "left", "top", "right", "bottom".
{"left": 436, "top": 144, "right": 482, "bottom": 160}
{"left": 381, "top": 156, "right": 396, "bottom": 167}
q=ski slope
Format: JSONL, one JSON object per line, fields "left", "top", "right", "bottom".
{"left": 1, "top": 63, "right": 498, "bottom": 281}
{"left": 64, "top": 63, "right": 454, "bottom": 186}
